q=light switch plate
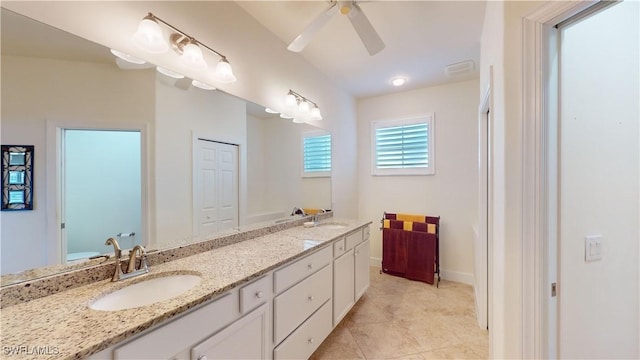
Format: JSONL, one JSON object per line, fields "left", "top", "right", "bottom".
{"left": 585, "top": 235, "right": 603, "bottom": 262}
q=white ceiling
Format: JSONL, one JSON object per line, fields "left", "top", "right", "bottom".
{"left": 236, "top": 1, "right": 486, "bottom": 98}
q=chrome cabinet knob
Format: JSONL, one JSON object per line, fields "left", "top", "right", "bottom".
{"left": 308, "top": 295, "right": 314, "bottom": 301}
{"left": 308, "top": 337, "right": 314, "bottom": 344}
{"left": 198, "top": 355, "right": 208, "bottom": 360}
{"left": 255, "top": 291, "right": 263, "bottom": 299}
{"left": 307, "top": 263, "right": 313, "bottom": 270}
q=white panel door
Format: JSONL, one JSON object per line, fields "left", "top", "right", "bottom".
{"left": 196, "top": 140, "right": 238, "bottom": 236}
{"left": 218, "top": 144, "right": 238, "bottom": 231}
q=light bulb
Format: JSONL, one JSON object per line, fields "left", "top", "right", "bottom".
{"left": 132, "top": 15, "right": 168, "bottom": 54}
{"left": 309, "top": 106, "right": 323, "bottom": 121}
{"left": 285, "top": 93, "right": 297, "bottom": 108}
{"left": 214, "top": 58, "right": 237, "bottom": 83}
{"left": 180, "top": 41, "right": 207, "bottom": 71}
{"left": 298, "top": 100, "right": 311, "bottom": 114}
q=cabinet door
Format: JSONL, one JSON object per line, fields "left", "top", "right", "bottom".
{"left": 191, "top": 303, "right": 269, "bottom": 360}
{"left": 354, "top": 239, "right": 370, "bottom": 300}
{"left": 332, "top": 248, "right": 355, "bottom": 326}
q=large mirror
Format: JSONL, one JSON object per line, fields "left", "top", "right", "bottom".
{"left": 0, "top": 8, "right": 331, "bottom": 282}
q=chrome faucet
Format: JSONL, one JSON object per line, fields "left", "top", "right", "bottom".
{"left": 313, "top": 209, "right": 327, "bottom": 223}
{"left": 104, "top": 238, "right": 149, "bottom": 282}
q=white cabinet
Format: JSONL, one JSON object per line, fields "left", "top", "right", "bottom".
{"left": 191, "top": 303, "right": 269, "bottom": 360}
{"left": 355, "top": 239, "right": 370, "bottom": 300}
{"left": 332, "top": 249, "right": 355, "bottom": 325}
{"left": 332, "top": 227, "right": 370, "bottom": 327}
{"left": 273, "top": 265, "right": 332, "bottom": 344}
{"left": 273, "top": 300, "right": 333, "bottom": 360}
{"left": 112, "top": 292, "right": 238, "bottom": 359}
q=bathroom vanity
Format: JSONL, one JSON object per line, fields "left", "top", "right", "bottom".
{"left": 0, "top": 218, "right": 371, "bottom": 360}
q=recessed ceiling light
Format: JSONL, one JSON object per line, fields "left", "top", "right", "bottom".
{"left": 391, "top": 77, "right": 407, "bottom": 87}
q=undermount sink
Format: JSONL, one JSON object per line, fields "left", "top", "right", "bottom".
{"left": 318, "top": 223, "right": 348, "bottom": 230}
{"left": 90, "top": 273, "right": 202, "bottom": 311}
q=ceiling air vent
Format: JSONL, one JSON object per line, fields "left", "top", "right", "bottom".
{"left": 445, "top": 60, "right": 475, "bottom": 77}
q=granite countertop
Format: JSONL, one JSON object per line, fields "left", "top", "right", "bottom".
{"left": 0, "top": 218, "right": 370, "bottom": 360}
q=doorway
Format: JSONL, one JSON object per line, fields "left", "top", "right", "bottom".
{"left": 193, "top": 138, "right": 239, "bottom": 236}
{"left": 61, "top": 129, "right": 142, "bottom": 262}
{"left": 556, "top": 1, "right": 639, "bottom": 358}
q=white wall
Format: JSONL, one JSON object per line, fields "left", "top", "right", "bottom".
{"left": 0, "top": 55, "right": 155, "bottom": 274}
{"left": 357, "top": 79, "right": 479, "bottom": 283}
{"left": 154, "top": 77, "right": 246, "bottom": 246}
{"left": 559, "top": 1, "right": 639, "bottom": 357}
{"left": 1, "top": 1, "right": 359, "bottom": 218}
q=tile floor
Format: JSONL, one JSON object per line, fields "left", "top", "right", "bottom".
{"left": 310, "top": 267, "right": 489, "bottom": 360}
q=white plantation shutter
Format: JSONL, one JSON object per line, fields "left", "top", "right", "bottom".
{"left": 372, "top": 114, "right": 435, "bottom": 175}
{"left": 303, "top": 133, "right": 331, "bottom": 176}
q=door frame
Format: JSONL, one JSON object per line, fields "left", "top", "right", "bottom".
{"left": 521, "top": 1, "right": 597, "bottom": 358}
{"left": 46, "top": 120, "right": 150, "bottom": 264}
{"left": 477, "top": 72, "right": 493, "bottom": 331}
{"left": 191, "top": 132, "right": 245, "bottom": 237}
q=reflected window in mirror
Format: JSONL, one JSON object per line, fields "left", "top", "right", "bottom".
{"left": 302, "top": 131, "right": 331, "bottom": 178}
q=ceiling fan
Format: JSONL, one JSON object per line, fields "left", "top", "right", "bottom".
{"left": 287, "top": 0, "right": 385, "bottom": 56}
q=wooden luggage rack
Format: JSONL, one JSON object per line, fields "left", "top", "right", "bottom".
{"left": 380, "top": 212, "right": 441, "bottom": 286}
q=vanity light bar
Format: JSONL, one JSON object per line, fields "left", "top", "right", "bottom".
{"left": 285, "top": 90, "right": 323, "bottom": 122}
{"left": 132, "top": 12, "right": 236, "bottom": 84}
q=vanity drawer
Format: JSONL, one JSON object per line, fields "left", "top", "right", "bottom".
{"left": 239, "top": 274, "right": 271, "bottom": 314}
{"left": 113, "top": 291, "right": 238, "bottom": 359}
{"left": 274, "top": 245, "right": 331, "bottom": 294}
{"left": 273, "top": 264, "right": 331, "bottom": 344}
{"left": 345, "top": 229, "right": 364, "bottom": 251}
{"left": 273, "top": 299, "right": 333, "bottom": 360}
{"left": 333, "top": 238, "right": 346, "bottom": 258}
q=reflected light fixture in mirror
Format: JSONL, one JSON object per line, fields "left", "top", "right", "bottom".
{"left": 284, "top": 90, "right": 323, "bottom": 123}
{"left": 157, "top": 66, "right": 185, "bottom": 79}
{"left": 132, "top": 12, "right": 236, "bottom": 83}
{"left": 192, "top": 79, "right": 216, "bottom": 90}
{"left": 110, "top": 49, "right": 146, "bottom": 65}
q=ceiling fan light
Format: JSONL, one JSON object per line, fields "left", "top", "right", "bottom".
{"left": 156, "top": 66, "right": 185, "bottom": 79}
{"left": 133, "top": 15, "right": 169, "bottom": 54}
{"left": 180, "top": 41, "right": 207, "bottom": 71}
{"left": 309, "top": 106, "right": 323, "bottom": 121}
{"left": 110, "top": 49, "right": 146, "bottom": 65}
{"left": 192, "top": 79, "right": 216, "bottom": 90}
{"left": 214, "top": 57, "right": 236, "bottom": 83}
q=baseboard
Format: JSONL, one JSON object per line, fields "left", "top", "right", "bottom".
{"left": 440, "top": 269, "right": 474, "bottom": 285}
{"left": 369, "top": 257, "right": 381, "bottom": 268}
{"left": 369, "top": 258, "right": 474, "bottom": 285}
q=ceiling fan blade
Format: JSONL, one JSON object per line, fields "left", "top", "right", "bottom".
{"left": 348, "top": 3, "right": 385, "bottom": 56}
{"left": 287, "top": 3, "right": 338, "bottom": 52}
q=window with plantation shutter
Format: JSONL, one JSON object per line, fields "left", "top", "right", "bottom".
{"left": 302, "top": 131, "right": 331, "bottom": 177}
{"left": 371, "top": 114, "right": 435, "bottom": 176}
